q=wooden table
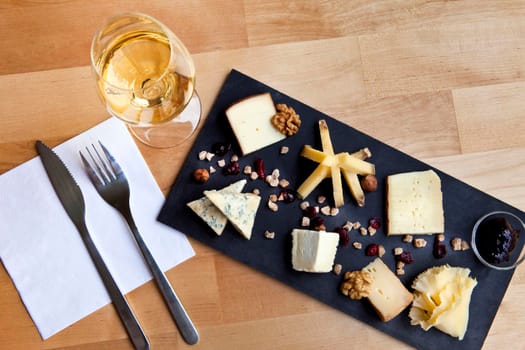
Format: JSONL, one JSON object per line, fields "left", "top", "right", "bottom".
{"left": 1, "top": 1, "right": 524, "bottom": 349}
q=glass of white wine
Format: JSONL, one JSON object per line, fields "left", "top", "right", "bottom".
{"left": 91, "top": 13, "right": 201, "bottom": 148}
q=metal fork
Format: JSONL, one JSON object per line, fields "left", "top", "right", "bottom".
{"left": 80, "top": 142, "right": 199, "bottom": 345}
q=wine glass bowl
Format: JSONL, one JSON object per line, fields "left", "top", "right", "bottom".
{"left": 91, "top": 13, "right": 201, "bottom": 148}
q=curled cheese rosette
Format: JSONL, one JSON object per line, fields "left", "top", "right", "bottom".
{"left": 409, "top": 265, "right": 477, "bottom": 340}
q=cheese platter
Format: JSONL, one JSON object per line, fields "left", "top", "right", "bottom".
{"left": 158, "top": 69, "right": 524, "bottom": 349}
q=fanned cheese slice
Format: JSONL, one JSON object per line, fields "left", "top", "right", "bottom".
{"left": 187, "top": 180, "right": 247, "bottom": 235}
{"left": 204, "top": 190, "right": 261, "bottom": 239}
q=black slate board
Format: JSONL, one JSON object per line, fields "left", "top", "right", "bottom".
{"left": 158, "top": 69, "right": 524, "bottom": 349}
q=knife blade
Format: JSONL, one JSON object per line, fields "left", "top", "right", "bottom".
{"left": 35, "top": 140, "right": 150, "bottom": 350}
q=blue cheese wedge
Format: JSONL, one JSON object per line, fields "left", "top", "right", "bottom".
{"left": 225, "top": 93, "right": 286, "bottom": 155}
{"left": 291, "top": 229, "right": 339, "bottom": 273}
{"left": 187, "top": 180, "right": 247, "bottom": 235}
{"left": 204, "top": 190, "right": 261, "bottom": 240}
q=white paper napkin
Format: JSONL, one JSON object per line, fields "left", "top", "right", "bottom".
{"left": 0, "top": 118, "right": 195, "bottom": 340}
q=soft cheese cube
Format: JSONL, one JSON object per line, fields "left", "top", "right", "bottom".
{"left": 363, "top": 258, "right": 413, "bottom": 322}
{"left": 291, "top": 229, "right": 339, "bottom": 273}
{"left": 225, "top": 93, "right": 285, "bottom": 155}
{"left": 387, "top": 170, "right": 444, "bottom": 235}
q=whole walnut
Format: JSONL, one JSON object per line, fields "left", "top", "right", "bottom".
{"left": 340, "top": 270, "right": 374, "bottom": 300}
{"left": 193, "top": 168, "right": 210, "bottom": 183}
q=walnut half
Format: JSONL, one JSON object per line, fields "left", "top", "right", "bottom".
{"left": 340, "top": 270, "right": 374, "bottom": 300}
{"left": 271, "top": 103, "right": 301, "bottom": 136}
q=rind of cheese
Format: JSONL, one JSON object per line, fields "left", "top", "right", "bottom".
{"left": 291, "top": 229, "right": 339, "bottom": 273}
{"left": 204, "top": 190, "right": 260, "bottom": 240}
{"left": 186, "top": 180, "right": 247, "bottom": 235}
{"left": 409, "top": 265, "right": 477, "bottom": 340}
{"left": 225, "top": 93, "right": 285, "bottom": 155}
{"left": 363, "top": 258, "right": 414, "bottom": 322}
{"left": 387, "top": 169, "right": 444, "bottom": 235}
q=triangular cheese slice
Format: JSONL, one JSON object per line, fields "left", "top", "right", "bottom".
{"left": 187, "top": 180, "right": 246, "bottom": 235}
{"left": 204, "top": 190, "right": 261, "bottom": 240}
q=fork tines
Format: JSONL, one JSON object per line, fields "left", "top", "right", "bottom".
{"left": 80, "top": 141, "right": 122, "bottom": 187}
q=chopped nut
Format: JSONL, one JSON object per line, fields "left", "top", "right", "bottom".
{"left": 301, "top": 216, "right": 310, "bottom": 227}
{"left": 396, "top": 268, "right": 405, "bottom": 276}
{"left": 352, "top": 242, "right": 363, "bottom": 249}
{"left": 266, "top": 175, "right": 279, "bottom": 187}
{"left": 193, "top": 168, "right": 209, "bottom": 183}
{"left": 403, "top": 234, "right": 414, "bottom": 243}
{"left": 243, "top": 165, "right": 252, "bottom": 174}
{"left": 252, "top": 188, "right": 260, "bottom": 195}
{"left": 333, "top": 264, "right": 342, "bottom": 275}
{"left": 280, "top": 146, "right": 289, "bottom": 154}
{"left": 378, "top": 245, "right": 385, "bottom": 257}
{"left": 271, "top": 103, "right": 302, "bottom": 136}
{"left": 394, "top": 247, "right": 403, "bottom": 255}
{"left": 451, "top": 237, "right": 463, "bottom": 251}
{"left": 396, "top": 261, "right": 405, "bottom": 269}
{"left": 317, "top": 195, "right": 326, "bottom": 204}
{"left": 279, "top": 179, "right": 290, "bottom": 188}
{"left": 368, "top": 226, "right": 377, "bottom": 236}
{"left": 217, "top": 159, "right": 226, "bottom": 168}
{"left": 359, "top": 227, "right": 368, "bottom": 236}
{"left": 343, "top": 221, "right": 353, "bottom": 231}
{"left": 320, "top": 206, "right": 331, "bottom": 216}
{"left": 330, "top": 207, "right": 339, "bottom": 216}
{"left": 250, "top": 171, "right": 259, "bottom": 180}
{"left": 437, "top": 233, "right": 445, "bottom": 242}
{"left": 352, "top": 221, "right": 361, "bottom": 230}
{"left": 198, "top": 150, "right": 207, "bottom": 160}
{"left": 267, "top": 200, "right": 278, "bottom": 212}
{"left": 300, "top": 201, "right": 310, "bottom": 210}
{"left": 205, "top": 152, "right": 215, "bottom": 161}
{"left": 271, "top": 169, "right": 280, "bottom": 178}
{"left": 413, "top": 238, "right": 427, "bottom": 248}
{"left": 340, "top": 270, "right": 374, "bottom": 299}
{"left": 264, "top": 230, "right": 275, "bottom": 239}
{"left": 269, "top": 194, "right": 278, "bottom": 202}
{"left": 209, "top": 166, "right": 216, "bottom": 174}
{"left": 230, "top": 154, "right": 239, "bottom": 162}
{"left": 461, "top": 240, "right": 470, "bottom": 251}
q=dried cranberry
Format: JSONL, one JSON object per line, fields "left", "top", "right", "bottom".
{"left": 211, "top": 142, "right": 231, "bottom": 156}
{"left": 254, "top": 158, "right": 265, "bottom": 179}
{"left": 365, "top": 243, "right": 379, "bottom": 256}
{"left": 223, "top": 161, "right": 240, "bottom": 175}
{"left": 335, "top": 227, "right": 350, "bottom": 247}
{"left": 280, "top": 189, "right": 296, "bottom": 203}
{"left": 368, "top": 217, "right": 382, "bottom": 230}
{"left": 303, "top": 206, "right": 318, "bottom": 218}
{"left": 433, "top": 236, "right": 447, "bottom": 259}
{"left": 396, "top": 251, "right": 414, "bottom": 264}
{"left": 309, "top": 216, "right": 325, "bottom": 230}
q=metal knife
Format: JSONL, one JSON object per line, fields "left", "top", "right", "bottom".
{"left": 36, "top": 140, "right": 150, "bottom": 350}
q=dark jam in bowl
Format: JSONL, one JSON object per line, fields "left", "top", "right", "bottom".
{"left": 475, "top": 217, "right": 520, "bottom": 264}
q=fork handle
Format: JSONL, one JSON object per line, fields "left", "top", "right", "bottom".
{"left": 77, "top": 221, "right": 150, "bottom": 350}
{"left": 122, "top": 208, "right": 199, "bottom": 345}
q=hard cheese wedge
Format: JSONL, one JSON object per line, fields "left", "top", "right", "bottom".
{"left": 204, "top": 190, "right": 261, "bottom": 239}
{"left": 187, "top": 179, "right": 247, "bottom": 235}
{"left": 387, "top": 169, "right": 444, "bottom": 235}
{"left": 291, "top": 229, "right": 339, "bottom": 273}
{"left": 225, "top": 93, "right": 285, "bottom": 155}
{"left": 363, "top": 258, "right": 414, "bottom": 322}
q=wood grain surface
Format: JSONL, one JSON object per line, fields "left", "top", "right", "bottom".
{"left": 1, "top": 1, "right": 524, "bottom": 349}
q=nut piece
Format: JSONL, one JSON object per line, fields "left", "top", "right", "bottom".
{"left": 193, "top": 168, "right": 210, "bottom": 183}
{"left": 461, "top": 240, "right": 470, "bottom": 251}
{"left": 264, "top": 230, "right": 275, "bottom": 239}
{"left": 377, "top": 244, "right": 386, "bottom": 257}
{"left": 280, "top": 146, "right": 289, "bottom": 154}
{"left": 352, "top": 242, "right": 363, "bottom": 249}
{"left": 437, "top": 233, "right": 445, "bottom": 242}
{"left": 413, "top": 238, "right": 427, "bottom": 248}
{"left": 333, "top": 264, "right": 342, "bottom": 275}
{"left": 394, "top": 247, "right": 403, "bottom": 255}
{"left": 267, "top": 200, "right": 278, "bottom": 212}
{"left": 301, "top": 216, "right": 310, "bottom": 227}
{"left": 451, "top": 237, "right": 463, "bottom": 251}
{"left": 359, "top": 227, "right": 368, "bottom": 236}
{"left": 271, "top": 103, "right": 301, "bottom": 136}
{"left": 403, "top": 234, "right": 414, "bottom": 243}
{"left": 340, "top": 270, "right": 374, "bottom": 300}
{"left": 360, "top": 174, "right": 378, "bottom": 192}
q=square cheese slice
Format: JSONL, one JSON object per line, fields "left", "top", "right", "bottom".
{"left": 225, "top": 93, "right": 286, "bottom": 155}
{"left": 363, "top": 258, "right": 414, "bottom": 322}
{"left": 291, "top": 229, "right": 339, "bottom": 273}
{"left": 387, "top": 169, "right": 444, "bottom": 235}
{"left": 187, "top": 179, "right": 247, "bottom": 235}
{"left": 204, "top": 190, "right": 261, "bottom": 240}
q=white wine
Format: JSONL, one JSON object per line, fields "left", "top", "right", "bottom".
{"left": 94, "top": 30, "right": 195, "bottom": 125}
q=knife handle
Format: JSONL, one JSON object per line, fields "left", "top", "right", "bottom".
{"left": 77, "top": 221, "right": 150, "bottom": 350}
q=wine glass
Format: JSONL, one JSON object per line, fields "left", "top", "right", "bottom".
{"left": 90, "top": 13, "right": 201, "bottom": 148}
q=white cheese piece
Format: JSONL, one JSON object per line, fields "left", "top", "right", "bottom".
{"left": 225, "top": 93, "right": 285, "bottom": 155}
{"left": 363, "top": 258, "right": 414, "bottom": 322}
{"left": 204, "top": 190, "right": 260, "bottom": 240}
{"left": 186, "top": 180, "right": 247, "bottom": 235}
{"left": 387, "top": 169, "right": 444, "bottom": 235}
{"left": 291, "top": 229, "right": 339, "bottom": 273}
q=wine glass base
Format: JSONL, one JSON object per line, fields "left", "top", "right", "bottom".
{"left": 128, "top": 92, "right": 202, "bottom": 148}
